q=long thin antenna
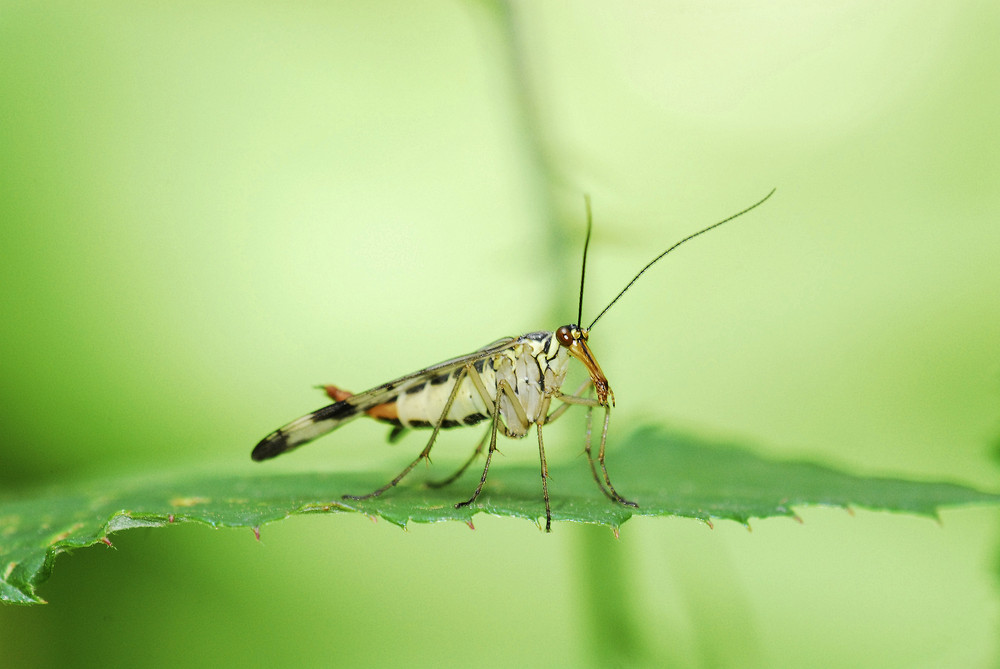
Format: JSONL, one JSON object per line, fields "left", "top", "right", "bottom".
{"left": 577, "top": 194, "right": 593, "bottom": 327}
{"left": 587, "top": 188, "right": 776, "bottom": 330}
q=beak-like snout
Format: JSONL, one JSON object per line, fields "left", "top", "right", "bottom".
{"left": 567, "top": 338, "right": 614, "bottom": 407}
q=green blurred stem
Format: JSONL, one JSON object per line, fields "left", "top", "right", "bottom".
{"left": 576, "top": 526, "right": 648, "bottom": 666}
{"left": 478, "top": 1, "right": 649, "bottom": 663}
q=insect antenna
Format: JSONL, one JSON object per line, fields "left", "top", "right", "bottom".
{"left": 587, "top": 188, "right": 776, "bottom": 330}
{"left": 576, "top": 194, "right": 594, "bottom": 327}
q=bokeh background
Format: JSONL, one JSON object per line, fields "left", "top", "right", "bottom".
{"left": 2, "top": 2, "right": 999, "bottom": 667}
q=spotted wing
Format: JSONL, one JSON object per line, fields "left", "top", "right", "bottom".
{"left": 251, "top": 336, "right": 520, "bottom": 461}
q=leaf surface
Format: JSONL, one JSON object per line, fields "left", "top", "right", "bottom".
{"left": 2, "top": 425, "right": 997, "bottom": 604}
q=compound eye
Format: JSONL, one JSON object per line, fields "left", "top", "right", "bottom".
{"left": 555, "top": 325, "right": 574, "bottom": 347}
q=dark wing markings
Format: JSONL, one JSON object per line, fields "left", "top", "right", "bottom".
{"left": 251, "top": 336, "right": 521, "bottom": 460}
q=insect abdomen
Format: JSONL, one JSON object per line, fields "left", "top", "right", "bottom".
{"left": 395, "top": 364, "right": 493, "bottom": 429}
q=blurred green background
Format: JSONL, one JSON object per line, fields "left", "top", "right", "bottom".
{"left": 2, "top": 2, "right": 999, "bottom": 667}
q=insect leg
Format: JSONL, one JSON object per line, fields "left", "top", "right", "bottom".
{"left": 429, "top": 358, "right": 523, "bottom": 489}
{"left": 467, "top": 362, "right": 529, "bottom": 430}
{"left": 593, "top": 406, "right": 638, "bottom": 508}
{"left": 553, "top": 389, "right": 637, "bottom": 508}
{"left": 581, "top": 398, "right": 614, "bottom": 501}
{"left": 342, "top": 366, "right": 470, "bottom": 501}
{"left": 548, "top": 388, "right": 614, "bottom": 498}
{"left": 536, "top": 419, "right": 553, "bottom": 532}
{"left": 425, "top": 425, "right": 490, "bottom": 489}
{"left": 544, "top": 378, "right": 594, "bottom": 425}
{"left": 427, "top": 350, "right": 528, "bottom": 488}
{"left": 531, "top": 387, "right": 582, "bottom": 532}
{"left": 455, "top": 378, "right": 526, "bottom": 511}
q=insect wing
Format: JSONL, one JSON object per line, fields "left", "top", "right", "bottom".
{"left": 251, "top": 336, "right": 520, "bottom": 461}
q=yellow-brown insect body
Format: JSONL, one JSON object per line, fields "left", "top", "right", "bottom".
{"left": 253, "top": 328, "right": 597, "bottom": 459}
{"left": 252, "top": 190, "right": 775, "bottom": 531}
{"left": 394, "top": 331, "right": 571, "bottom": 437}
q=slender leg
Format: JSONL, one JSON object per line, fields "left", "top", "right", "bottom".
{"left": 426, "top": 426, "right": 490, "bottom": 489}
{"left": 547, "top": 386, "right": 629, "bottom": 505}
{"left": 455, "top": 379, "right": 526, "bottom": 510}
{"left": 536, "top": 422, "right": 552, "bottom": 532}
{"left": 343, "top": 366, "right": 469, "bottom": 501}
{"left": 544, "top": 379, "right": 593, "bottom": 425}
{"left": 594, "top": 406, "right": 638, "bottom": 508}
{"left": 582, "top": 397, "right": 616, "bottom": 502}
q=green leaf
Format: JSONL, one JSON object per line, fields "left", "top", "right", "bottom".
{"left": 2, "top": 424, "right": 998, "bottom": 605}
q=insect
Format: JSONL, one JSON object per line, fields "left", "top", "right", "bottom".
{"left": 252, "top": 189, "right": 775, "bottom": 531}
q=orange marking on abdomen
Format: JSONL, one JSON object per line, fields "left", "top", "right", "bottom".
{"left": 322, "top": 384, "right": 399, "bottom": 421}
{"left": 322, "top": 384, "right": 354, "bottom": 402}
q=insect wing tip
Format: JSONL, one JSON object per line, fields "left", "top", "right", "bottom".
{"left": 251, "top": 430, "right": 290, "bottom": 461}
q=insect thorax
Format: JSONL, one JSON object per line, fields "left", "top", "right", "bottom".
{"left": 394, "top": 330, "right": 571, "bottom": 438}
